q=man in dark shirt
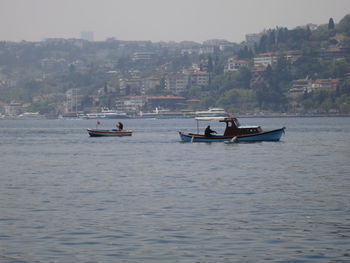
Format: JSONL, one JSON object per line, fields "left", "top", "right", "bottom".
{"left": 205, "top": 125, "right": 216, "bottom": 136}
{"left": 117, "top": 122, "right": 123, "bottom": 130}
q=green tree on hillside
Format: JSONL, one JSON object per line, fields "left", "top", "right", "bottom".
{"left": 337, "top": 14, "right": 350, "bottom": 37}
{"left": 328, "top": 18, "right": 335, "bottom": 30}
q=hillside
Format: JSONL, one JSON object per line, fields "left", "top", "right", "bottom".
{"left": 1, "top": 14, "right": 350, "bottom": 117}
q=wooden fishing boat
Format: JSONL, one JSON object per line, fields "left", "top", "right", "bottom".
{"left": 179, "top": 116, "right": 285, "bottom": 142}
{"left": 87, "top": 129, "right": 132, "bottom": 137}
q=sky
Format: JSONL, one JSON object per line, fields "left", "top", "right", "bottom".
{"left": 1, "top": 0, "right": 350, "bottom": 43}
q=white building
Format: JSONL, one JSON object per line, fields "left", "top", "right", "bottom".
{"left": 225, "top": 59, "right": 249, "bottom": 72}
{"left": 253, "top": 51, "right": 300, "bottom": 67}
{"left": 253, "top": 52, "right": 278, "bottom": 67}
{"left": 289, "top": 78, "right": 341, "bottom": 97}
{"left": 132, "top": 52, "right": 154, "bottom": 61}
{"left": 116, "top": 96, "right": 146, "bottom": 112}
{"left": 65, "top": 88, "right": 81, "bottom": 113}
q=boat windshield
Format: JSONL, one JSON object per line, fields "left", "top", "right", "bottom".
{"left": 234, "top": 119, "right": 240, "bottom": 127}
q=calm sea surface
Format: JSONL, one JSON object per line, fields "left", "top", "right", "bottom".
{"left": 0, "top": 117, "right": 349, "bottom": 263}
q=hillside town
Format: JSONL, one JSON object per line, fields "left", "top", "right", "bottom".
{"left": 1, "top": 15, "right": 350, "bottom": 119}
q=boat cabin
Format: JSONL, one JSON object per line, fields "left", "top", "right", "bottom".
{"left": 220, "top": 117, "right": 262, "bottom": 136}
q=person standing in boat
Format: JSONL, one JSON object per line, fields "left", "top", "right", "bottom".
{"left": 205, "top": 125, "right": 216, "bottom": 136}
{"left": 117, "top": 121, "right": 123, "bottom": 131}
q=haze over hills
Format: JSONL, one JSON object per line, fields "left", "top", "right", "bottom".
{"left": 1, "top": 0, "right": 350, "bottom": 43}
{"left": 0, "top": 14, "right": 350, "bottom": 118}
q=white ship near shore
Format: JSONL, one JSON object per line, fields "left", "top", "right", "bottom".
{"left": 18, "top": 112, "right": 45, "bottom": 119}
{"left": 83, "top": 108, "right": 129, "bottom": 119}
{"left": 195, "top": 107, "right": 228, "bottom": 118}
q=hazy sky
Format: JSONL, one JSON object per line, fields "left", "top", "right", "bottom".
{"left": 1, "top": 0, "right": 350, "bottom": 43}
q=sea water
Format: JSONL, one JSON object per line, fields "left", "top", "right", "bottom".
{"left": 0, "top": 117, "right": 349, "bottom": 262}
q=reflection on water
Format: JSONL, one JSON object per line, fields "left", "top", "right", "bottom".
{"left": 0, "top": 118, "right": 350, "bottom": 262}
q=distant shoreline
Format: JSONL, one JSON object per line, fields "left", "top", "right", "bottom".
{"left": 238, "top": 114, "right": 350, "bottom": 118}
{"left": 1, "top": 113, "right": 350, "bottom": 120}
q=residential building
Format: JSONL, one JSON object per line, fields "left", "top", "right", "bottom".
{"left": 224, "top": 59, "right": 249, "bottom": 72}
{"left": 181, "top": 48, "right": 200, "bottom": 55}
{"left": 288, "top": 78, "right": 341, "bottom": 97}
{"left": 69, "top": 60, "right": 89, "bottom": 73}
{"left": 40, "top": 58, "right": 67, "bottom": 72}
{"left": 116, "top": 96, "right": 146, "bottom": 112}
{"left": 199, "top": 45, "right": 217, "bottom": 54}
{"left": 165, "top": 73, "right": 188, "bottom": 95}
{"left": 4, "top": 101, "right": 26, "bottom": 117}
{"left": 141, "top": 77, "right": 161, "bottom": 94}
{"left": 253, "top": 51, "right": 300, "bottom": 67}
{"left": 0, "top": 74, "right": 16, "bottom": 88}
{"left": 119, "top": 78, "right": 143, "bottom": 95}
{"left": 119, "top": 77, "right": 161, "bottom": 95}
{"left": 309, "top": 78, "right": 341, "bottom": 92}
{"left": 189, "top": 71, "right": 210, "bottom": 87}
{"left": 132, "top": 52, "right": 154, "bottom": 61}
{"left": 65, "top": 88, "right": 82, "bottom": 113}
{"left": 254, "top": 52, "right": 278, "bottom": 67}
{"left": 203, "top": 39, "right": 230, "bottom": 46}
{"left": 319, "top": 46, "right": 350, "bottom": 60}
{"left": 202, "top": 39, "right": 235, "bottom": 51}
{"left": 289, "top": 78, "right": 312, "bottom": 97}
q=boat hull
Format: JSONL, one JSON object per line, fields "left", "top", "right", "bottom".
{"left": 87, "top": 129, "right": 132, "bottom": 137}
{"left": 179, "top": 127, "right": 285, "bottom": 142}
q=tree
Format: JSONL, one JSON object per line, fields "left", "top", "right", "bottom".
{"left": 237, "top": 46, "right": 253, "bottom": 59}
{"left": 258, "top": 35, "right": 268, "bottom": 53}
{"left": 328, "top": 18, "right": 335, "bottom": 30}
{"left": 337, "top": 14, "right": 350, "bottom": 37}
{"left": 207, "top": 56, "right": 213, "bottom": 73}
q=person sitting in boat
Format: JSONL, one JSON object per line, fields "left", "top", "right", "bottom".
{"left": 117, "top": 121, "right": 123, "bottom": 131}
{"left": 205, "top": 125, "right": 217, "bottom": 137}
